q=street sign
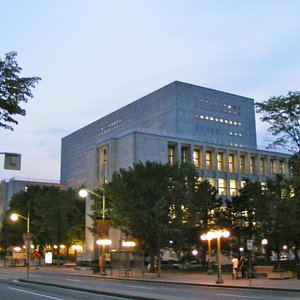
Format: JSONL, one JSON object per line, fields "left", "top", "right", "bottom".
{"left": 4, "top": 153, "right": 21, "bottom": 170}
{"left": 247, "top": 239, "right": 253, "bottom": 250}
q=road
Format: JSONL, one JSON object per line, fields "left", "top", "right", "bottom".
{"left": 0, "top": 267, "right": 300, "bottom": 299}
{"left": 0, "top": 281, "right": 129, "bottom": 300}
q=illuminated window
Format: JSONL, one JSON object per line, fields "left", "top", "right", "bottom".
{"left": 240, "top": 155, "right": 246, "bottom": 173}
{"left": 271, "top": 159, "right": 276, "bottom": 175}
{"left": 230, "top": 180, "right": 238, "bottom": 196}
{"left": 206, "top": 151, "right": 212, "bottom": 170}
{"left": 217, "top": 153, "right": 224, "bottom": 172}
{"left": 182, "top": 147, "right": 189, "bottom": 163}
{"left": 168, "top": 146, "right": 175, "bottom": 165}
{"left": 193, "top": 149, "right": 200, "bottom": 169}
{"left": 280, "top": 160, "right": 286, "bottom": 174}
{"left": 229, "top": 154, "right": 235, "bottom": 173}
{"left": 260, "top": 157, "right": 266, "bottom": 175}
{"left": 100, "top": 146, "right": 107, "bottom": 170}
{"left": 218, "top": 179, "right": 227, "bottom": 196}
{"left": 250, "top": 156, "right": 256, "bottom": 174}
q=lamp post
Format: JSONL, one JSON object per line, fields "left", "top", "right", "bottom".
{"left": 79, "top": 187, "right": 111, "bottom": 276}
{"left": 261, "top": 239, "right": 268, "bottom": 264}
{"left": 96, "top": 238, "right": 112, "bottom": 275}
{"left": 200, "top": 232, "right": 214, "bottom": 275}
{"left": 201, "top": 229, "right": 230, "bottom": 284}
{"left": 10, "top": 212, "right": 30, "bottom": 279}
{"left": 122, "top": 241, "right": 136, "bottom": 277}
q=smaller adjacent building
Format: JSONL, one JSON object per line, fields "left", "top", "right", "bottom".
{"left": 0, "top": 177, "right": 61, "bottom": 222}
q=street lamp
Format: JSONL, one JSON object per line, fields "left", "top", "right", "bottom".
{"left": 200, "top": 232, "right": 214, "bottom": 274}
{"left": 261, "top": 239, "right": 268, "bottom": 263}
{"left": 122, "top": 241, "right": 136, "bottom": 277}
{"left": 10, "top": 212, "right": 30, "bottom": 279}
{"left": 201, "top": 229, "right": 230, "bottom": 284}
{"left": 79, "top": 187, "right": 111, "bottom": 276}
{"left": 96, "top": 238, "right": 112, "bottom": 275}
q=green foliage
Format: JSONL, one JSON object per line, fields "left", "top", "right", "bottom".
{"left": 105, "top": 161, "right": 223, "bottom": 272}
{"left": 255, "top": 91, "right": 300, "bottom": 152}
{"left": 0, "top": 51, "right": 41, "bottom": 130}
{"left": 0, "top": 186, "right": 85, "bottom": 250}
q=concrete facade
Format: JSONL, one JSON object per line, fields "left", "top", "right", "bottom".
{"left": 60, "top": 81, "right": 290, "bottom": 255}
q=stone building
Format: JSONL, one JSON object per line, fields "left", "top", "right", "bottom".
{"left": 61, "top": 81, "right": 290, "bottom": 255}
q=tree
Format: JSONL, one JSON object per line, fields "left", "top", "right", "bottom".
{"left": 0, "top": 52, "right": 41, "bottom": 130}
{"left": 106, "top": 162, "right": 198, "bottom": 276}
{"left": 229, "top": 180, "right": 262, "bottom": 252}
{"left": 255, "top": 91, "right": 300, "bottom": 153}
{"left": 0, "top": 186, "right": 85, "bottom": 261}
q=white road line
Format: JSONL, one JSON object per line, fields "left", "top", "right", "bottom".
{"left": 216, "top": 294, "right": 264, "bottom": 299}
{"left": 9, "top": 287, "right": 64, "bottom": 300}
{"left": 126, "top": 285, "right": 154, "bottom": 290}
{"left": 66, "top": 278, "right": 82, "bottom": 282}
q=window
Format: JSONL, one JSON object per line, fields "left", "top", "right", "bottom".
{"left": 218, "top": 179, "right": 227, "bottom": 196}
{"left": 229, "top": 154, "right": 235, "bottom": 173}
{"left": 182, "top": 147, "right": 189, "bottom": 163}
{"left": 193, "top": 149, "right": 200, "bottom": 168}
{"left": 206, "top": 151, "right": 212, "bottom": 170}
{"left": 260, "top": 157, "right": 266, "bottom": 175}
{"left": 271, "top": 159, "right": 276, "bottom": 175}
{"left": 217, "top": 153, "right": 224, "bottom": 172}
{"left": 280, "top": 160, "right": 286, "bottom": 174}
{"left": 100, "top": 147, "right": 107, "bottom": 170}
{"left": 168, "top": 146, "right": 175, "bottom": 165}
{"left": 250, "top": 156, "right": 256, "bottom": 174}
{"left": 240, "top": 155, "right": 246, "bottom": 173}
{"left": 230, "top": 180, "right": 238, "bottom": 196}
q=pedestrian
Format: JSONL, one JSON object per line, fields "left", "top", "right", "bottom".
{"left": 239, "top": 256, "right": 248, "bottom": 279}
{"left": 232, "top": 255, "right": 239, "bottom": 279}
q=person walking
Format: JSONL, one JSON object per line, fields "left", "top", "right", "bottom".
{"left": 239, "top": 256, "right": 248, "bottom": 279}
{"left": 232, "top": 255, "right": 239, "bottom": 279}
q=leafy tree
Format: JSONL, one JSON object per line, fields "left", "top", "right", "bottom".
{"left": 255, "top": 91, "right": 300, "bottom": 153}
{"left": 0, "top": 186, "right": 85, "bottom": 261}
{"left": 229, "top": 180, "right": 262, "bottom": 252}
{"left": 0, "top": 51, "right": 41, "bottom": 130}
{"left": 106, "top": 162, "right": 199, "bottom": 276}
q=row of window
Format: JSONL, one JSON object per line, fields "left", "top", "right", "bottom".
{"left": 195, "top": 114, "right": 242, "bottom": 126}
{"left": 168, "top": 145, "right": 287, "bottom": 176}
{"left": 195, "top": 99, "right": 241, "bottom": 113}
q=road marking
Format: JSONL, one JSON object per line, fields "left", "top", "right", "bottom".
{"left": 126, "top": 285, "right": 154, "bottom": 290}
{"left": 66, "top": 278, "right": 82, "bottom": 282}
{"left": 9, "top": 287, "right": 64, "bottom": 300}
{"left": 216, "top": 294, "right": 264, "bottom": 299}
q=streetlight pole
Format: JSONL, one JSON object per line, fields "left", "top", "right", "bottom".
{"left": 11, "top": 212, "right": 30, "bottom": 279}
{"left": 215, "top": 232, "right": 223, "bottom": 284}
{"left": 79, "top": 187, "right": 111, "bottom": 276}
{"left": 201, "top": 229, "right": 230, "bottom": 284}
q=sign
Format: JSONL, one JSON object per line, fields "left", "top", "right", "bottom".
{"left": 45, "top": 252, "right": 53, "bottom": 264}
{"left": 247, "top": 239, "right": 253, "bottom": 250}
{"left": 4, "top": 153, "right": 21, "bottom": 170}
{"left": 13, "top": 251, "right": 26, "bottom": 260}
{"left": 96, "top": 220, "right": 110, "bottom": 235}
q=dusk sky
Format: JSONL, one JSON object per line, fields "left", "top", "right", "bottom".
{"left": 1, "top": 0, "right": 299, "bottom": 181}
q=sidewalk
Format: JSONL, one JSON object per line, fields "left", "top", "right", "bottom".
{"left": 60, "top": 267, "right": 300, "bottom": 292}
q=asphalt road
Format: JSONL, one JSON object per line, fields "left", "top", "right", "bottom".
{"left": 0, "top": 281, "right": 129, "bottom": 300}
{"left": 0, "top": 268, "right": 300, "bottom": 300}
